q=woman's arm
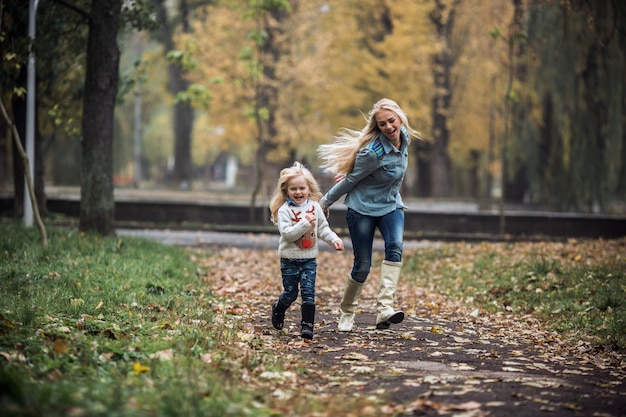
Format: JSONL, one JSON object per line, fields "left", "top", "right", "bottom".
{"left": 321, "top": 148, "right": 379, "bottom": 208}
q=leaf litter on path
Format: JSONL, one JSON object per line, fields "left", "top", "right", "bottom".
{"left": 196, "top": 242, "right": 626, "bottom": 417}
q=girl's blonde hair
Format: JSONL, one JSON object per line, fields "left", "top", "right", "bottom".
{"left": 317, "top": 98, "right": 420, "bottom": 175}
{"left": 269, "top": 161, "right": 323, "bottom": 224}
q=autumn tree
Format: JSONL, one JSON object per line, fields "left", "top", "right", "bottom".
{"left": 511, "top": 0, "right": 626, "bottom": 212}
{"left": 438, "top": 1, "right": 512, "bottom": 202}
{"left": 151, "top": 0, "right": 216, "bottom": 190}
{"left": 109, "top": 0, "right": 624, "bottom": 215}
{"left": 428, "top": 0, "right": 459, "bottom": 198}
{"left": 188, "top": 0, "right": 323, "bottom": 203}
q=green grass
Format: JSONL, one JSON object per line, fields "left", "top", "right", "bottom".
{"left": 0, "top": 223, "right": 294, "bottom": 417}
{"left": 403, "top": 240, "right": 626, "bottom": 351}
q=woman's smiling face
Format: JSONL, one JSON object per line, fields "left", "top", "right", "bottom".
{"left": 286, "top": 175, "right": 310, "bottom": 204}
{"left": 375, "top": 109, "right": 402, "bottom": 144}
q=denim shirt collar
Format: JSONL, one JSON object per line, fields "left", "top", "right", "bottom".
{"left": 377, "top": 127, "right": 408, "bottom": 153}
{"left": 287, "top": 198, "right": 309, "bottom": 207}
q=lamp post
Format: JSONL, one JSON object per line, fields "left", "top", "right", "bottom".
{"left": 24, "top": 0, "right": 40, "bottom": 227}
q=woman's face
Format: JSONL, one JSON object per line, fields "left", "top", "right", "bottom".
{"left": 286, "top": 175, "right": 310, "bottom": 204}
{"left": 375, "top": 109, "right": 402, "bottom": 143}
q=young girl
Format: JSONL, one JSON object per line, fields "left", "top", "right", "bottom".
{"left": 269, "top": 162, "right": 344, "bottom": 339}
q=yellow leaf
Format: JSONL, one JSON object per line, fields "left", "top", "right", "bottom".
{"left": 70, "top": 298, "right": 84, "bottom": 307}
{"left": 430, "top": 326, "right": 445, "bottom": 334}
{"left": 53, "top": 339, "right": 70, "bottom": 354}
{"left": 133, "top": 362, "right": 150, "bottom": 375}
{"left": 0, "top": 314, "right": 14, "bottom": 329}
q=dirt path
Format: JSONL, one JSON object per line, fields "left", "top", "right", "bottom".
{"left": 198, "top": 247, "right": 626, "bottom": 417}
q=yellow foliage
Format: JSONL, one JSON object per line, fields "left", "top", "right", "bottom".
{"left": 136, "top": 0, "right": 518, "bottom": 184}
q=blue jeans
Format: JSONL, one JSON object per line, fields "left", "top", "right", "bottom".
{"left": 278, "top": 258, "right": 317, "bottom": 306}
{"left": 346, "top": 208, "right": 404, "bottom": 283}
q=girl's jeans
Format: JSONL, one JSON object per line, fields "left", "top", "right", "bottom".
{"left": 278, "top": 258, "right": 317, "bottom": 306}
{"left": 346, "top": 208, "right": 404, "bottom": 283}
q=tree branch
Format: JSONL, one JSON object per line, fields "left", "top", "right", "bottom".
{"left": 49, "top": 0, "right": 92, "bottom": 22}
{"left": 0, "top": 99, "right": 48, "bottom": 247}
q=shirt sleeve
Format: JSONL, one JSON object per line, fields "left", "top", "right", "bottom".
{"left": 321, "top": 148, "right": 379, "bottom": 209}
{"left": 314, "top": 202, "right": 341, "bottom": 245}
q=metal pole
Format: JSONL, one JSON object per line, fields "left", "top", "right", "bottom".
{"left": 24, "top": 0, "right": 40, "bottom": 227}
{"left": 133, "top": 35, "right": 142, "bottom": 188}
{"left": 133, "top": 83, "right": 142, "bottom": 188}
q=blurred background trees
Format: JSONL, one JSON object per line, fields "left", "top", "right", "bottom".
{"left": 1, "top": 0, "right": 625, "bottom": 232}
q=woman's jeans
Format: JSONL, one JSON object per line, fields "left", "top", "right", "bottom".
{"left": 278, "top": 258, "right": 317, "bottom": 306}
{"left": 346, "top": 208, "right": 404, "bottom": 283}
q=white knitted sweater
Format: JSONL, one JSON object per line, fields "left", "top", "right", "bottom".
{"left": 276, "top": 200, "right": 341, "bottom": 259}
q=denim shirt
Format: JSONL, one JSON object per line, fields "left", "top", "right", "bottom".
{"left": 321, "top": 130, "right": 409, "bottom": 217}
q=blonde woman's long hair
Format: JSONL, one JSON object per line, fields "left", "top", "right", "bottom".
{"left": 317, "top": 98, "right": 420, "bottom": 176}
{"left": 269, "top": 161, "right": 323, "bottom": 224}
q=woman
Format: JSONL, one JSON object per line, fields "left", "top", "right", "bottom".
{"left": 317, "top": 98, "right": 420, "bottom": 331}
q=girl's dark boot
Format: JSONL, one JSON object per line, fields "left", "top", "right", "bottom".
{"left": 300, "top": 304, "right": 315, "bottom": 340}
{"left": 271, "top": 300, "right": 288, "bottom": 330}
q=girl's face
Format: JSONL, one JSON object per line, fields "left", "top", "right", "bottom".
{"left": 375, "top": 109, "right": 402, "bottom": 143}
{"left": 286, "top": 175, "right": 310, "bottom": 204}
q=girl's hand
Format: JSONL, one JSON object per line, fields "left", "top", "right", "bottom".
{"left": 306, "top": 212, "right": 316, "bottom": 224}
{"left": 334, "top": 240, "right": 344, "bottom": 251}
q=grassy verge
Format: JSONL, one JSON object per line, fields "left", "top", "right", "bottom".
{"left": 404, "top": 239, "right": 626, "bottom": 351}
{"left": 0, "top": 224, "right": 346, "bottom": 417}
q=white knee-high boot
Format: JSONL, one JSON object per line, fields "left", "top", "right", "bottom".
{"left": 375, "top": 260, "right": 405, "bottom": 329}
{"left": 338, "top": 276, "right": 364, "bottom": 332}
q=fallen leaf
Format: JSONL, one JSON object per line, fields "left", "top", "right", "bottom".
{"left": 53, "top": 338, "right": 70, "bottom": 354}
{"left": 150, "top": 349, "right": 174, "bottom": 361}
{"left": 133, "top": 362, "right": 150, "bottom": 375}
{"left": 431, "top": 326, "right": 445, "bottom": 334}
{"left": 350, "top": 365, "right": 375, "bottom": 374}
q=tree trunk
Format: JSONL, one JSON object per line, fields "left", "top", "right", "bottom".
{"left": 487, "top": 76, "right": 496, "bottom": 205}
{"left": 79, "top": 0, "right": 121, "bottom": 236}
{"left": 0, "top": 113, "right": 8, "bottom": 189}
{"left": 10, "top": 67, "right": 46, "bottom": 216}
{"left": 250, "top": 5, "right": 288, "bottom": 222}
{"left": 0, "top": 98, "right": 48, "bottom": 246}
{"left": 11, "top": 79, "right": 26, "bottom": 217}
{"left": 429, "top": 0, "right": 457, "bottom": 198}
{"left": 154, "top": 0, "right": 195, "bottom": 190}
{"left": 414, "top": 140, "right": 432, "bottom": 197}
{"left": 499, "top": 0, "right": 525, "bottom": 233}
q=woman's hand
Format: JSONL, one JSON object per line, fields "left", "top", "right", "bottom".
{"left": 334, "top": 174, "right": 345, "bottom": 183}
